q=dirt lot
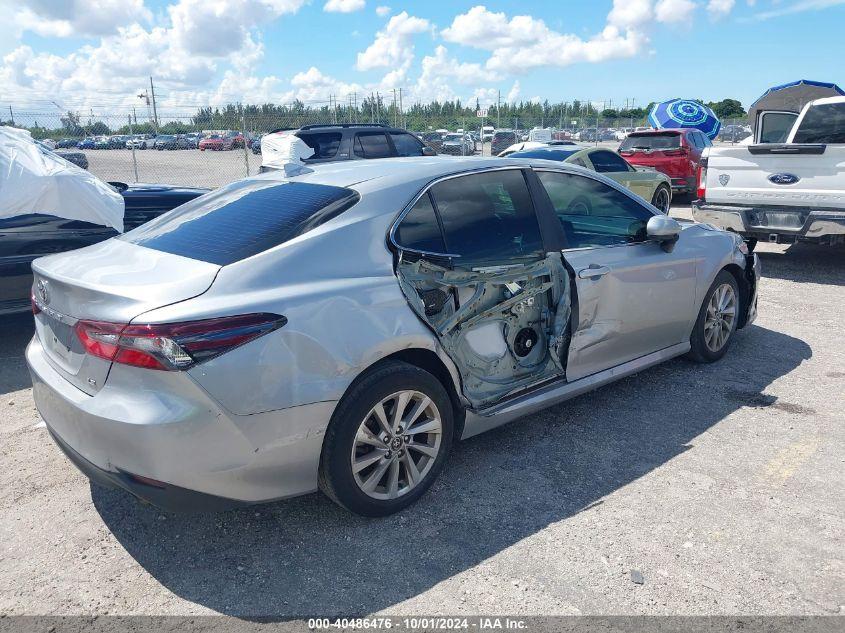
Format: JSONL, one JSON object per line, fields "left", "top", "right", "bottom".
{"left": 0, "top": 201, "right": 843, "bottom": 617}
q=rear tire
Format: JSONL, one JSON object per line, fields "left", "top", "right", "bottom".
{"left": 687, "top": 270, "right": 740, "bottom": 363}
{"left": 319, "top": 360, "right": 454, "bottom": 516}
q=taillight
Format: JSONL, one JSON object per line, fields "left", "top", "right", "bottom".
{"left": 31, "top": 292, "right": 41, "bottom": 315}
{"left": 696, "top": 159, "right": 708, "bottom": 200}
{"left": 663, "top": 147, "right": 688, "bottom": 156}
{"left": 75, "top": 313, "right": 286, "bottom": 371}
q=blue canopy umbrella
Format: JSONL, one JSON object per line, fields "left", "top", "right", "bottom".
{"left": 648, "top": 99, "right": 721, "bottom": 140}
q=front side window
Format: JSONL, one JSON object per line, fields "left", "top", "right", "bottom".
{"left": 430, "top": 170, "right": 543, "bottom": 266}
{"left": 390, "top": 132, "right": 424, "bottom": 157}
{"left": 298, "top": 132, "right": 343, "bottom": 158}
{"left": 537, "top": 171, "right": 652, "bottom": 249}
{"left": 791, "top": 103, "right": 845, "bottom": 143}
{"left": 354, "top": 133, "right": 393, "bottom": 158}
{"left": 121, "top": 181, "right": 359, "bottom": 266}
{"left": 589, "top": 150, "right": 631, "bottom": 173}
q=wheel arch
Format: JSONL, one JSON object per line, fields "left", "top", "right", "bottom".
{"left": 721, "top": 263, "right": 752, "bottom": 329}
{"left": 339, "top": 348, "right": 466, "bottom": 442}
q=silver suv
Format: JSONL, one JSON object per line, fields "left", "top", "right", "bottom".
{"left": 28, "top": 157, "right": 759, "bottom": 516}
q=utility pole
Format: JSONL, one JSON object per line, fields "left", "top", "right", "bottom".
{"left": 398, "top": 88, "right": 404, "bottom": 129}
{"left": 149, "top": 76, "right": 159, "bottom": 131}
{"left": 496, "top": 89, "right": 501, "bottom": 130}
{"left": 8, "top": 105, "right": 13, "bottom": 126}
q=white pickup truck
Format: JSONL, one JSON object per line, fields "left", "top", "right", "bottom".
{"left": 692, "top": 96, "right": 845, "bottom": 246}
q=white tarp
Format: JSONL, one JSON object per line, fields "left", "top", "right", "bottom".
{"left": 260, "top": 131, "right": 315, "bottom": 175}
{"left": 0, "top": 126, "right": 125, "bottom": 231}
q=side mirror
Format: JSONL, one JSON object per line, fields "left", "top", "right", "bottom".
{"left": 646, "top": 215, "right": 682, "bottom": 252}
{"left": 421, "top": 146, "right": 437, "bottom": 156}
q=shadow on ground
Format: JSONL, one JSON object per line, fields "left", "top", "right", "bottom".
{"left": 92, "top": 323, "right": 811, "bottom": 618}
{"left": 0, "top": 313, "right": 34, "bottom": 396}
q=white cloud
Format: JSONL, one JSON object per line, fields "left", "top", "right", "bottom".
{"left": 506, "top": 81, "right": 521, "bottom": 103}
{"left": 608, "top": 0, "right": 654, "bottom": 28}
{"left": 289, "top": 66, "right": 363, "bottom": 102}
{"left": 441, "top": 6, "right": 649, "bottom": 74}
{"left": 11, "top": 0, "right": 151, "bottom": 38}
{"left": 323, "top": 0, "right": 366, "bottom": 13}
{"left": 654, "top": 0, "right": 698, "bottom": 25}
{"left": 355, "top": 11, "right": 430, "bottom": 73}
{"left": 375, "top": 5, "right": 391, "bottom": 17}
{"left": 707, "top": 0, "right": 735, "bottom": 17}
{"left": 751, "top": 0, "right": 845, "bottom": 20}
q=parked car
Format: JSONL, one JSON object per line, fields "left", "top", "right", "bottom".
{"left": 93, "top": 137, "right": 111, "bottom": 150}
{"left": 34, "top": 140, "right": 89, "bottom": 171}
{"left": 694, "top": 96, "right": 845, "bottom": 246}
{"left": 155, "top": 134, "right": 190, "bottom": 150}
{"left": 260, "top": 123, "right": 435, "bottom": 167}
{"left": 439, "top": 133, "right": 474, "bottom": 156}
{"left": 251, "top": 135, "right": 264, "bottom": 154}
{"left": 39, "top": 139, "right": 57, "bottom": 149}
{"left": 491, "top": 129, "right": 518, "bottom": 155}
{"left": 184, "top": 133, "right": 201, "bottom": 149}
{"left": 108, "top": 135, "right": 131, "bottom": 149}
{"left": 619, "top": 128, "right": 710, "bottom": 196}
{"left": 718, "top": 124, "right": 752, "bottom": 143}
{"left": 421, "top": 131, "right": 445, "bottom": 151}
{"left": 126, "top": 135, "right": 151, "bottom": 150}
{"left": 1, "top": 180, "right": 207, "bottom": 315}
{"left": 27, "top": 157, "right": 758, "bottom": 516}
{"left": 198, "top": 134, "right": 235, "bottom": 151}
{"left": 506, "top": 145, "right": 672, "bottom": 212}
{"left": 56, "top": 139, "right": 80, "bottom": 149}
{"left": 76, "top": 138, "right": 96, "bottom": 150}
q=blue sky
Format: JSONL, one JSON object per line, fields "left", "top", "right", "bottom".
{"left": 2, "top": 0, "right": 844, "bottom": 115}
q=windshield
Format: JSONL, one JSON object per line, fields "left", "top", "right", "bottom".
{"left": 619, "top": 133, "right": 681, "bottom": 151}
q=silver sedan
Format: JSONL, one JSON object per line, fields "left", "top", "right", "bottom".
{"left": 27, "top": 157, "right": 759, "bottom": 516}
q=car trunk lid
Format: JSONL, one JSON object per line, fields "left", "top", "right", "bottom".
{"left": 31, "top": 239, "right": 220, "bottom": 395}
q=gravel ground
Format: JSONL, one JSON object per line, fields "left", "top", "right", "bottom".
{"left": 0, "top": 202, "right": 843, "bottom": 617}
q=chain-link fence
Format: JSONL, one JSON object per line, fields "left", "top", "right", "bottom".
{"left": 5, "top": 105, "right": 753, "bottom": 190}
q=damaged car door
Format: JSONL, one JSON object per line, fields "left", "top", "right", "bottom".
{"left": 534, "top": 170, "right": 696, "bottom": 381}
{"left": 393, "top": 168, "right": 572, "bottom": 409}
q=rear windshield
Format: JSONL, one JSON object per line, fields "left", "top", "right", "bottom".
{"left": 792, "top": 102, "right": 845, "bottom": 143}
{"left": 619, "top": 133, "right": 680, "bottom": 151}
{"left": 121, "top": 181, "right": 359, "bottom": 266}
{"left": 493, "top": 132, "right": 516, "bottom": 141}
{"left": 508, "top": 149, "right": 580, "bottom": 161}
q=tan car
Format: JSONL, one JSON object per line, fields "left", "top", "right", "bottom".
{"left": 505, "top": 145, "right": 673, "bottom": 213}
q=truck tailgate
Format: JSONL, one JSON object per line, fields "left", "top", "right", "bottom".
{"left": 704, "top": 145, "right": 845, "bottom": 209}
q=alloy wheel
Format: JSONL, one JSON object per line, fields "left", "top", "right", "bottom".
{"left": 704, "top": 283, "right": 737, "bottom": 352}
{"left": 654, "top": 187, "right": 671, "bottom": 213}
{"left": 350, "top": 390, "right": 442, "bottom": 500}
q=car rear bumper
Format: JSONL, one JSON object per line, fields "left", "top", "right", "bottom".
{"left": 692, "top": 201, "right": 845, "bottom": 243}
{"left": 27, "top": 334, "right": 336, "bottom": 512}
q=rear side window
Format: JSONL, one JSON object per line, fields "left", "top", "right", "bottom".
{"left": 758, "top": 112, "right": 798, "bottom": 143}
{"left": 354, "top": 133, "right": 393, "bottom": 158}
{"left": 619, "top": 133, "right": 680, "bottom": 151}
{"left": 430, "top": 170, "right": 543, "bottom": 266}
{"left": 390, "top": 132, "right": 424, "bottom": 157}
{"left": 792, "top": 103, "right": 845, "bottom": 143}
{"left": 121, "top": 181, "right": 359, "bottom": 266}
{"left": 589, "top": 150, "right": 631, "bottom": 173}
{"left": 297, "top": 132, "right": 343, "bottom": 158}
{"left": 394, "top": 193, "right": 446, "bottom": 253}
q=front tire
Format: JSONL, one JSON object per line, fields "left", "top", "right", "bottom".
{"left": 688, "top": 270, "right": 740, "bottom": 363}
{"left": 319, "top": 361, "right": 454, "bottom": 516}
{"left": 651, "top": 184, "right": 672, "bottom": 214}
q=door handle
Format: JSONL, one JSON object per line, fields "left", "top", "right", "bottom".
{"left": 578, "top": 265, "right": 611, "bottom": 279}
